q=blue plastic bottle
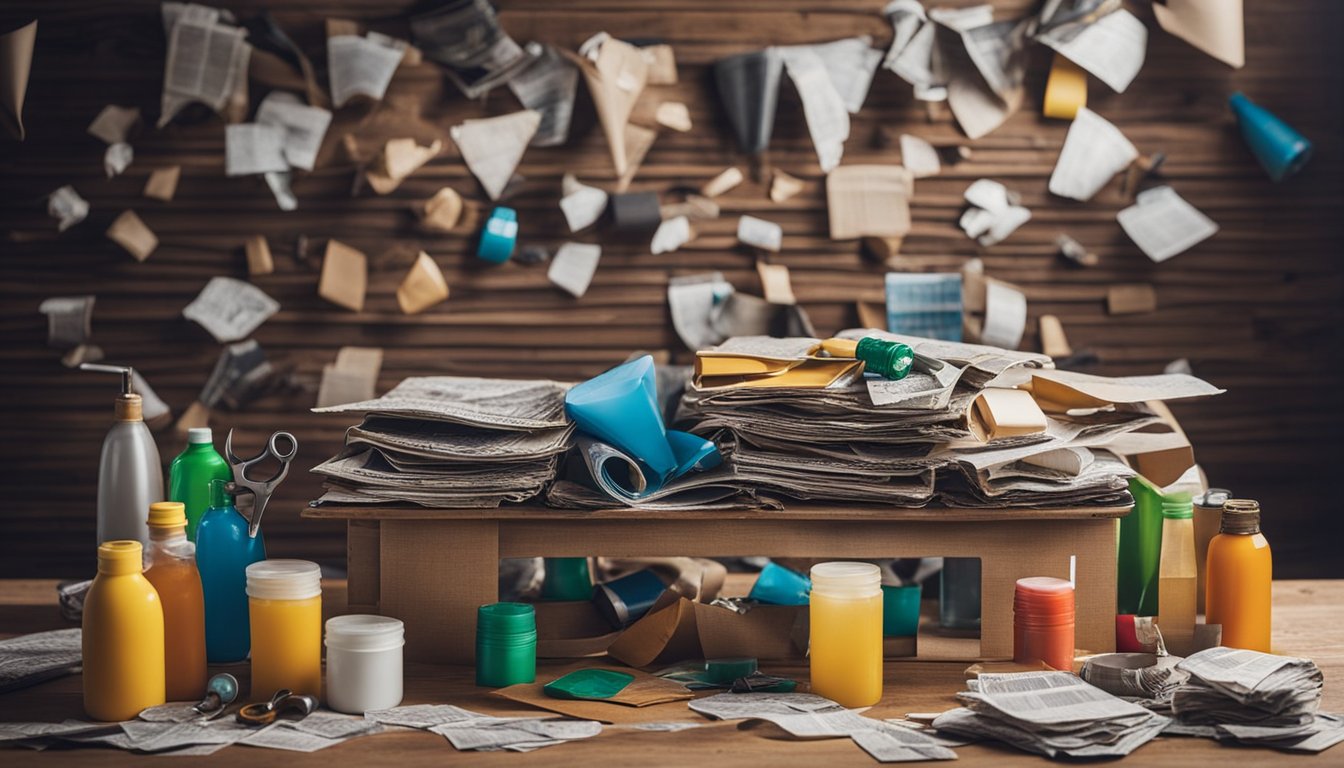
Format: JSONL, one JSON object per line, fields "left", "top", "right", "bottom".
{"left": 195, "top": 479, "right": 266, "bottom": 663}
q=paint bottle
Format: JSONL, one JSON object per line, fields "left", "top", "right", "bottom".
{"left": 1205, "top": 499, "right": 1272, "bottom": 652}
{"left": 809, "top": 562, "right": 883, "bottom": 708}
{"left": 195, "top": 479, "right": 266, "bottom": 663}
{"left": 168, "top": 428, "right": 232, "bottom": 541}
{"left": 82, "top": 363, "right": 163, "bottom": 547}
{"left": 476, "top": 603, "right": 537, "bottom": 687}
{"left": 325, "top": 615, "right": 405, "bottom": 714}
{"left": 1013, "top": 577, "right": 1075, "bottom": 672}
{"left": 143, "top": 502, "right": 207, "bottom": 702}
{"left": 1156, "top": 494, "right": 1197, "bottom": 656}
{"left": 247, "top": 560, "right": 323, "bottom": 699}
{"left": 939, "top": 557, "right": 982, "bottom": 630}
{"left": 82, "top": 540, "right": 165, "bottom": 720}
{"left": 540, "top": 557, "right": 593, "bottom": 601}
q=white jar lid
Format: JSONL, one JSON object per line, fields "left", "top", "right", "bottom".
{"left": 246, "top": 559, "right": 322, "bottom": 600}
{"left": 810, "top": 561, "right": 881, "bottom": 595}
{"left": 326, "top": 614, "right": 405, "bottom": 651}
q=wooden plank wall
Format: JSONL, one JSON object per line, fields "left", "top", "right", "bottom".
{"left": 2, "top": 1, "right": 1341, "bottom": 578}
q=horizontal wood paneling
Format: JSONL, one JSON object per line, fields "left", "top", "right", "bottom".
{"left": 1, "top": 1, "right": 1341, "bottom": 577}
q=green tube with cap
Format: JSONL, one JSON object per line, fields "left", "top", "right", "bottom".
{"left": 855, "top": 337, "right": 914, "bottom": 381}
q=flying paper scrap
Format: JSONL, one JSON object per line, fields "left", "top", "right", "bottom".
{"left": 317, "top": 347, "right": 383, "bottom": 409}
{"left": 0, "top": 20, "right": 36, "bottom": 139}
{"left": 450, "top": 110, "right": 540, "bottom": 200}
{"left": 961, "top": 179, "right": 1030, "bottom": 246}
{"left": 1048, "top": 107, "right": 1138, "bottom": 202}
{"left": 327, "top": 34, "right": 403, "bottom": 108}
{"left": 159, "top": 12, "right": 250, "bottom": 127}
{"left": 1153, "top": 0, "right": 1244, "bottom": 69}
{"left": 396, "top": 252, "right": 450, "bottom": 314}
{"left": 548, "top": 243, "right": 602, "bottom": 298}
{"left": 365, "top": 138, "right": 442, "bottom": 195}
{"left": 48, "top": 186, "right": 89, "bottom": 232}
{"left": 319, "top": 239, "right": 368, "bottom": 311}
{"left": 1116, "top": 186, "right": 1218, "bottom": 263}
{"left": 827, "top": 164, "right": 913, "bottom": 240}
{"left": 1037, "top": 8, "right": 1146, "bottom": 94}
{"left": 87, "top": 105, "right": 141, "bottom": 145}
{"left": 182, "top": 276, "right": 279, "bottom": 343}
{"left": 410, "top": 0, "right": 534, "bottom": 98}
{"left": 565, "top": 33, "right": 648, "bottom": 177}
{"left": 225, "top": 123, "right": 287, "bottom": 177}
{"left": 885, "top": 272, "right": 963, "bottom": 342}
{"left": 104, "top": 144, "right": 134, "bottom": 178}
{"left": 507, "top": 43, "right": 578, "bottom": 147}
{"left": 651, "top": 216, "right": 692, "bottom": 255}
{"left": 39, "top": 296, "right": 95, "bottom": 348}
{"left": 106, "top": 210, "right": 158, "bottom": 261}
{"left": 560, "top": 174, "right": 608, "bottom": 232}
{"left": 737, "top": 216, "right": 782, "bottom": 252}
{"left": 900, "top": 134, "right": 941, "bottom": 179}
{"left": 255, "top": 91, "right": 332, "bottom": 171}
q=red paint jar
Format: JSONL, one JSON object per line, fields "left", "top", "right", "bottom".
{"left": 1013, "top": 577, "right": 1075, "bottom": 672}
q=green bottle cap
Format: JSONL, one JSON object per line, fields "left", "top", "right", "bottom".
{"left": 855, "top": 337, "right": 914, "bottom": 381}
{"left": 705, "top": 657, "right": 758, "bottom": 685}
{"left": 209, "top": 478, "right": 235, "bottom": 509}
{"left": 1160, "top": 493, "right": 1193, "bottom": 519}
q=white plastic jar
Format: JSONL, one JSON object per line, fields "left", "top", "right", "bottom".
{"left": 324, "top": 614, "right": 405, "bottom": 714}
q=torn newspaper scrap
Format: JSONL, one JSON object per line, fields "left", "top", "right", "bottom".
{"left": 1116, "top": 186, "right": 1218, "bottom": 263}
{"left": 410, "top": 0, "right": 534, "bottom": 98}
{"left": 255, "top": 91, "right": 332, "bottom": 171}
{"left": 507, "top": 43, "right": 578, "bottom": 147}
{"left": 159, "top": 13, "right": 250, "bottom": 127}
{"left": 1037, "top": 8, "right": 1146, "bottom": 94}
{"left": 827, "top": 164, "right": 913, "bottom": 240}
{"left": 327, "top": 34, "right": 402, "bottom": 108}
{"left": 317, "top": 347, "right": 383, "bottom": 408}
{"left": 39, "top": 296, "right": 95, "bottom": 349}
{"left": 182, "top": 276, "right": 278, "bottom": 342}
{"left": 225, "top": 123, "right": 288, "bottom": 177}
{"left": 450, "top": 110, "right": 540, "bottom": 200}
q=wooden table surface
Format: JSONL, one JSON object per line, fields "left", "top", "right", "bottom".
{"left": 2, "top": 579, "right": 1341, "bottom": 766}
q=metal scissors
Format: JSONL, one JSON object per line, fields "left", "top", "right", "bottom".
{"left": 225, "top": 429, "right": 298, "bottom": 539}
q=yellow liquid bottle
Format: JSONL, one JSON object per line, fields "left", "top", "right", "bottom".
{"left": 246, "top": 560, "right": 323, "bottom": 699}
{"left": 1156, "top": 496, "right": 1197, "bottom": 657}
{"left": 1206, "top": 499, "right": 1272, "bottom": 652}
{"left": 143, "top": 502, "right": 207, "bottom": 702}
{"left": 83, "top": 540, "right": 166, "bottom": 721}
{"left": 809, "top": 562, "right": 883, "bottom": 708}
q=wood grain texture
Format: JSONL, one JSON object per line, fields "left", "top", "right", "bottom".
{"left": 1, "top": 1, "right": 1342, "bottom": 577}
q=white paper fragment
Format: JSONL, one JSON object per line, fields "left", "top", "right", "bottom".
{"left": 1048, "top": 108, "right": 1138, "bottom": 201}
{"left": 104, "top": 143, "right": 134, "bottom": 178}
{"left": 1116, "top": 186, "right": 1219, "bottom": 263}
{"left": 87, "top": 105, "right": 141, "bottom": 144}
{"left": 182, "top": 276, "right": 280, "bottom": 342}
{"left": 48, "top": 186, "right": 90, "bottom": 232}
{"left": 961, "top": 179, "right": 1030, "bottom": 246}
{"left": 225, "top": 123, "right": 288, "bottom": 176}
{"left": 255, "top": 91, "right": 333, "bottom": 171}
{"left": 264, "top": 171, "right": 297, "bottom": 211}
{"left": 547, "top": 242, "right": 602, "bottom": 298}
{"left": 327, "top": 34, "right": 403, "bottom": 107}
{"left": 737, "top": 215, "right": 782, "bottom": 252}
{"left": 1038, "top": 9, "right": 1147, "bottom": 94}
{"left": 899, "top": 134, "right": 941, "bottom": 179}
{"left": 559, "top": 175, "right": 608, "bottom": 233}
{"left": 981, "top": 280, "right": 1028, "bottom": 350}
{"left": 774, "top": 45, "right": 849, "bottom": 171}
{"left": 451, "top": 110, "right": 541, "bottom": 200}
{"left": 651, "top": 216, "right": 692, "bottom": 255}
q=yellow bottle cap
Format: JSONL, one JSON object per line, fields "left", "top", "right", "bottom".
{"left": 97, "top": 540, "right": 143, "bottom": 575}
{"left": 147, "top": 501, "right": 187, "bottom": 528}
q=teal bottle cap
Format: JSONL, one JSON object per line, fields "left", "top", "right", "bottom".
{"left": 705, "top": 657, "right": 758, "bottom": 685}
{"left": 543, "top": 669, "right": 634, "bottom": 701}
{"left": 856, "top": 337, "right": 914, "bottom": 381}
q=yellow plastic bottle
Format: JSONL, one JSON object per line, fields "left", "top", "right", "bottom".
{"left": 809, "top": 561, "right": 883, "bottom": 707}
{"left": 247, "top": 560, "right": 323, "bottom": 699}
{"left": 82, "top": 540, "right": 166, "bottom": 721}
{"left": 143, "top": 502, "right": 207, "bottom": 702}
{"left": 1206, "top": 499, "right": 1273, "bottom": 652}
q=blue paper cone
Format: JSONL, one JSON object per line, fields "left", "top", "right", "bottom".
{"left": 1229, "top": 92, "right": 1313, "bottom": 182}
{"left": 564, "top": 356, "right": 677, "bottom": 483}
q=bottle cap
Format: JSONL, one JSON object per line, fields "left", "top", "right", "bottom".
{"left": 187, "top": 427, "right": 213, "bottom": 445}
{"left": 1220, "top": 498, "right": 1262, "bottom": 534}
{"left": 325, "top": 614, "right": 404, "bottom": 652}
{"left": 246, "top": 559, "right": 321, "bottom": 600}
{"left": 705, "top": 657, "right": 758, "bottom": 685}
{"left": 209, "top": 477, "right": 235, "bottom": 509}
{"left": 97, "top": 540, "right": 144, "bottom": 575}
{"left": 1160, "top": 493, "right": 1193, "bottom": 519}
{"left": 477, "top": 602, "right": 536, "bottom": 637}
{"left": 856, "top": 337, "right": 914, "bottom": 381}
{"left": 810, "top": 561, "right": 881, "bottom": 596}
{"left": 147, "top": 501, "right": 187, "bottom": 528}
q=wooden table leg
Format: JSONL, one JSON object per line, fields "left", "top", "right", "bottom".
{"left": 380, "top": 519, "right": 499, "bottom": 664}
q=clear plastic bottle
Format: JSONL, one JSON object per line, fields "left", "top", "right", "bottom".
{"left": 143, "top": 502, "right": 207, "bottom": 702}
{"left": 809, "top": 562, "right": 883, "bottom": 707}
{"left": 1156, "top": 495, "right": 1196, "bottom": 656}
{"left": 1206, "top": 499, "right": 1272, "bottom": 652}
{"left": 83, "top": 541, "right": 165, "bottom": 720}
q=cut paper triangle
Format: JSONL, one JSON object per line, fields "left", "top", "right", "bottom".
{"left": 450, "top": 110, "right": 540, "bottom": 200}
{"left": 0, "top": 20, "right": 37, "bottom": 140}
{"left": 563, "top": 34, "right": 649, "bottom": 176}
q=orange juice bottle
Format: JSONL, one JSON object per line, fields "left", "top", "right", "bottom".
{"left": 83, "top": 541, "right": 165, "bottom": 720}
{"left": 246, "top": 560, "right": 323, "bottom": 699}
{"left": 143, "top": 502, "right": 207, "bottom": 701}
{"left": 809, "top": 562, "right": 883, "bottom": 707}
{"left": 1206, "top": 499, "right": 1272, "bottom": 652}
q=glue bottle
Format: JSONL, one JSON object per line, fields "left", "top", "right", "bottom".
{"left": 81, "top": 363, "right": 163, "bottom": 547}
{"left": 83, "top": 540, "right": 165, "bottom": 721}
{"left": 195, "top": 479, "right": 266, "bottom": 663}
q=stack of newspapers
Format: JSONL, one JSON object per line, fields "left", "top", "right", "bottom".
{"left": 932, "top": 671, "right": 1170, "bottom": 759}
{"left": 311, "top": 377, "right": 573, "bottom": 507}
{"left": 675, "top": 331, "right": 1223, "bottom": 508}
{"left": 1169, "top": 647, "right": 1344, "bottom": 753}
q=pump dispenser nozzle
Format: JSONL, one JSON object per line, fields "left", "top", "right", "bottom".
{"left": 81, "top": 363, "right": 143, "bottom": 421}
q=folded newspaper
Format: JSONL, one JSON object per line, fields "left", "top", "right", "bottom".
{"left": 1168, "top": 647, "right": 1343, "bottom": 753}
{"left": 932, "top": 671, "right": 1170, "bottom": 759}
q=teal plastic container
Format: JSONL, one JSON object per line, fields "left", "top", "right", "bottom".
{"left": 748, "top": 561, "right": 811, "bottom": 606}
{"left": 882, "top": 584, "right": 921, "bottom": 637}
{"left": 1119, "top": 476, "right": 1166, "bottom": 617}
{"left": 196, "top": 479, "right": 266, "bottom": 663}
{"left": 168, "top": 428, "right": 233, "bottom": 541}
{"left": 540, "top": 558, "right": 593, "bottom": 601}
{"left": 1229, "top": 92, "right": 1313, "bottom": 182}
{"left": 475, "top": 603, "right": 536, "bottom": 687}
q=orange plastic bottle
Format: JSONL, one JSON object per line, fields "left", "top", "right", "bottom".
{"left": 1206, "top": 499, "right": 1272, "bottom": 652}
{"left": 143, "top": 502, "right": 208, "bottom": 701}
{"left": 83, "top": 541, "right": 165, "bottom": 721}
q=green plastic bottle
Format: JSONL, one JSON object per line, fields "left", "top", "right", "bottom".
{"left": 168, "top": 428, "right": 233, "bottom": 541}
{"left": 1119, "top": 476, "right": 1167, "bottom": 616}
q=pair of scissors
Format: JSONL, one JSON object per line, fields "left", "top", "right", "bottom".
{"left": 225, "top": 429, "right": 298, "bottom": 539}
{"left": 236, "top": 689, "right": 318, "bottom": 726}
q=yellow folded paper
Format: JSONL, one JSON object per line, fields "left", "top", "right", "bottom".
{"left": 968, "top": 388, "right": 1048, "bottom": 442}
{"left": 1043, "top": 53, "right": 1087, "bottom": 120}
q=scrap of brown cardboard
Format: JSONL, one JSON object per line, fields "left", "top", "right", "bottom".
{"left": 396, "top": 251, "right": 449, "bottom": 314}
{"left": 826, "top": 165, "right": 913, "bottom": 240}
{"left": 606, "top": 590, "right": 807, "bottom": 668}
{"left": 1039, "top": 314, "right": 1072, "bottom": 358}
{"left": 143, "top": 165, "right": 181, "bottom": 202}
{"left": 1107, "top": 284, "right": 1157, "bottom": 315}
{"left": 366, "top": 138, "right": 442, "bottom": 195}
{"left": 319, "top": 239, "right": 368, "bottom": 311}
{"left": 642, "top": 44, "right": 678, "bottom": 85}
{"left": 245, "top": 235, "right": 274, "bottom": 276}
{"left": 105, "top": 210, "right": 158, "bottom": 261}
{"left": 316, "top": 346, "right": 382, "bottom": 408}
{"left": 419, "top": 187, "right": 464, "bottom": 232}
{"left": 756, "top": 261, "right": 796, "bottom": 305}
{"left": 491, "top": 669, "right": 692, "bottom": 724}
{"left": 562, "top": 37, "right": 648, "bottom": 177}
